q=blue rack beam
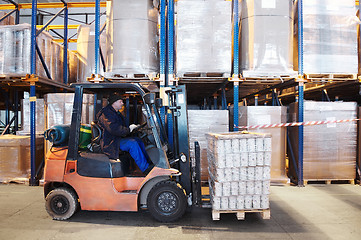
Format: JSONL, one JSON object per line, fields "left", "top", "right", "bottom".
{"left": 29, "top": 0, "right": 38, "bottom": 186}
{"left": 62, "top": 0, "right": 68, "bottom": 85}
{"left": 94, "top": 0, "right": 100, "bottom": 76}
{"left": 233, "top": 0, "right": 240, "bottom": 131}
{"left": 28, "top": 0, "right": 70, "bottom": 186}
{"left": 167, "top": 0, "right": 175, "bottom": 86}
{"left": 297, "top": 0, "right": 304, "bottom": 187}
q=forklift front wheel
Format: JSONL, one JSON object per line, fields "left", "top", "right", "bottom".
{"left": 45, "top": 187, "right": 79, "bottom": 221}
{"left": 147, "top": 181, "right": 186, "bottom": 222}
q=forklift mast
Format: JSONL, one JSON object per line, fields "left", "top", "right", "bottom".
{"left": 165, "top": 85, "right": 191, "bottom": 195}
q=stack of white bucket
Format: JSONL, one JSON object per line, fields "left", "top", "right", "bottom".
{"left": 207, "top": 132, "right": 271, "bottom": 211}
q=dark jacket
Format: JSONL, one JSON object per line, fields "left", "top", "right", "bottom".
{"left": 96, "top": 105, "right": 130, "bottom": 159}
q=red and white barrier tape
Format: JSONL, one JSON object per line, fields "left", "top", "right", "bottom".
{"left": 239, "top": 119, "right": 360, "bottom": 129}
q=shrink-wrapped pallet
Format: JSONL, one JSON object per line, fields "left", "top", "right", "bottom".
{"left": 44, "top": 93, "right": 94, "bottom": 128}
{"left": 288, "top": 101, "right": 357, "bottom": 182}
{"left": 105, "top": 0, "right": 159, "bottom": 78}
{"left": 77, "top": 24, "right": 106, "bottom": 82}
{"left": 175, "top": 0, "right": 232, "bottom": 77}
{"left": 17, "top": 98, "right": 45, "bottom": 135}
{"left": 0, "top": 135, "right": 43, "bottom": 183}
{"left": 240, "top": 0, "right": 297, "bottom": 78}
{"left": 188, "top": 110, "right": 229, "bottom": 181}
{"left": 230, "top": 106, "right": 288, "bottom": 184}
{"left": 207, "top": 132, "right": 271, "bottom": 211}
{"left": 44, "top": 93, "right": 95, "bottom": 151}
{"left": 0, "top": 23, "right": 78, "bottom": 82}
{"left": 294, "top": 0, "right": 358, "bottom": 74}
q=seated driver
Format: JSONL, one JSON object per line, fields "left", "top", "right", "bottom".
{"left": 96, "top": 93, "right": 154, "bottom": 174}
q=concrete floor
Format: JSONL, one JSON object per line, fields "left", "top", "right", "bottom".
{"left": 0, "top": 184, "right": 360, "bottom": 240}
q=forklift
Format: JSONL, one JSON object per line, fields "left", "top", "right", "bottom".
{"left": 43, "top": 82, "right": 203, "bottom": 222}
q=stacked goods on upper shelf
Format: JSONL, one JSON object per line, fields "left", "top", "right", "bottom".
{"left": 77, "top": 24, "right": 106, "bottom": 82}
{"left": 105, "top": 0, "right": 159, "bottom": 79}
{"left": 240, "top": 0, "right": 297, "bottom": 78}
{"left": 294, "top": 0, "right": 358, "bottom": 74}
{"left": 207, "top": 132, "right": 271, "bottom": 211}
{"left": 0, "top": 23, "right": 78, "bottom": 83}
{"left": 175, "top": 0, "right": 232, "bottom": 78}
{"left": 288, "top": 101, "right": 357, "bottom": 182}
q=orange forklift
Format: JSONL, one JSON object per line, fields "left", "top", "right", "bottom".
{"left": 43, "top": 82, "right": 203, "bottom": 222}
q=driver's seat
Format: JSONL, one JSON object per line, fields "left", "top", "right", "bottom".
{"left": 87, "top": 121, "right": 102, "bottom": 153}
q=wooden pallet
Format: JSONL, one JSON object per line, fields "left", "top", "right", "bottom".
{"left": 212, "top": 209, "right": 270, "bottom": 221}
{"left": 104, "top": 72, "right": 156, "bottom": 80}
{"left": 303, "top": 179, "right": 355, "bottom": 185}
{"left": 178, "top": 72, "right": 230, "bottom": 78}
{"left": 271, "top": 179, "right": 290, "bottom": 186}
{"left": 304, "top": 73, "right": 357, "bottom": 81}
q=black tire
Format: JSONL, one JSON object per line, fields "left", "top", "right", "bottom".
{"left": 147, "top": 181, "right": 187, "bottom": 222}
{"left": 45, "top": 188, "right": 79, "bottom": 220}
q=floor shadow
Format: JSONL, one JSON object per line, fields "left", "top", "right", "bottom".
{"left": 313, "top": 184, "right": 361, "bottom": 211}
{"left": 66, "top": 197, "right": 315, "bottom": 236}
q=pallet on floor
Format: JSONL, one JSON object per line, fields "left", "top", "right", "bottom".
{"left": 271, "top": 178, "right": 290, "bottom": 186}
{"left": 303, "top": 179, "right": 355, "bottom": 185}
{"left": 212, "top": 209, "right": 270, "bottom": 221}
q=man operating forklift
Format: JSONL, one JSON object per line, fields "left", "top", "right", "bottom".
{"left": 96, "top": 92, "right": 154, "bottom": 174}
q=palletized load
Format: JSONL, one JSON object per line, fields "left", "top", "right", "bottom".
{"left": 207, "top": 131, "right": 271, "bottom": 215}
{"left": 294, "top": 0, "right": 358, "bottom": 75}
{"left": 105, "top": 0, "right": 159, "bottom": 79}
{"left": 188, "top": 110, "right": 229, "bottom": 182}
{"left": 240, "top": 0, "right": 297, "bottom": 78}
{"left": 0, "top": 23, "right": 79, "bottom": 83}
{"left": 77, "top": 24, "right": 106, "bottom": 82}
{"left": 0, "top": 135, "right": 43, "bottom": 183}
{"left": 175, "top": 0, "right": 232, "bottom": 78}
{"left": 230, "top": 106, "right": 288, "bottom": 184}
{"left": 288, "top": 101, "right": 357, "bottom": 183}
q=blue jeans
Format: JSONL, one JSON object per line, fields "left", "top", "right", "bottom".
{"left": 119, "top": 137, "right": 149, "bottom": 172}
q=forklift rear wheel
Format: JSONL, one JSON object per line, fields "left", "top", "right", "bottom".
{"left": 45, "top": 188, "right": 79, "bottom": 221}
{"left": 147, "top": 181, "right": 186, "bottom": 222}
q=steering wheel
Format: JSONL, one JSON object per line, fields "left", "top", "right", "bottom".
{"left": 133, "top": 122, "right": 147, "bottom": 132}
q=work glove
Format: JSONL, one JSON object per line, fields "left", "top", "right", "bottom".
{"left": 129, "top": 124, "right": 139, "bottom": 132}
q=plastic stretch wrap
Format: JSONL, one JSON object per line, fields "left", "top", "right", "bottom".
{"left": 294, "top": 0, "right": 358, "bottom": 74}
{"left": 44, "top": 93, "right": 94, "bottom": 151}
{"left": 188, "top": 110, "right": 229, "bottom": 181}
{"left": 288, "top": 101, "right": 357, "bottom": 181}
{"left": 230, "top": 106, "right": 288, "bottom": 184}
{"left": 105, "top": 0, "right": 159, "bottom": 78}
{"left": 77, "top": 24, "right": 106, "bottom": 82}
{"left": 176, "top": 0, "right": 232, "bottom": 76}
{"left": 240, "top": 0, "right": 296, "bottom": 78}
{"left": 0, "top": 135, "right": 43, "bottom": 183}
{"left": 45, "top": 93, "right": 94, "bottom": 128}
{"left": 17, "top": 98, "right": 45, "bottom": 135}
{"left": 0, "top": 23, "right": 78, "bottom": 82}
{"left": 207, "top": 132, "right": 271, "bottom": 211}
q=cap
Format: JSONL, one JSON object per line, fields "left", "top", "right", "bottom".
{"left": 108, "top": 93, "right": 123, "bottom": 105}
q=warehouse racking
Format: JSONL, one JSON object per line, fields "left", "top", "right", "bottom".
{"left": 0, "top": 0, "right": 360, "bottom": 186}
